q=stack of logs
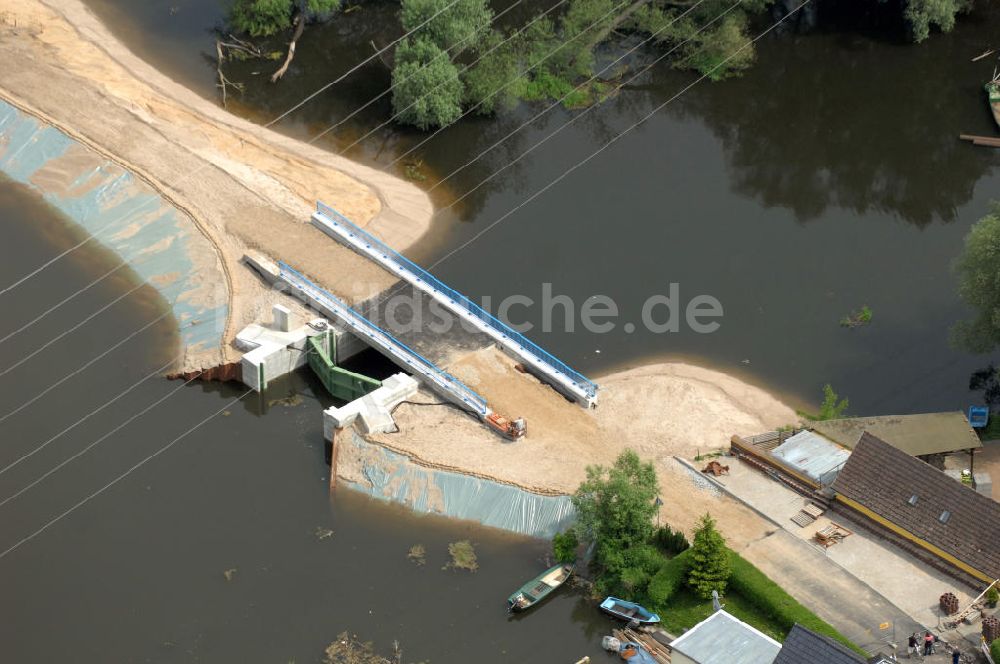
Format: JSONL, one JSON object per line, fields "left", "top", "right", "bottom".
{"left": 940, "top": 592, "right": 960, "bottom": 615}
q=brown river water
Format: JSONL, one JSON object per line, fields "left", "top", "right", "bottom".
{"left": 0, "top": 180, "right": 608, "bottom": 661}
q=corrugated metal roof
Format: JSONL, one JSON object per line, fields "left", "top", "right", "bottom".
{"left": 670, "top": 610, "right": 781, "bottom": 664}
{"left": 811, "top": 412, "right": 981, "bottom": 457}
{"left": 771, "top": 431, "right": 851, "bottom": 486}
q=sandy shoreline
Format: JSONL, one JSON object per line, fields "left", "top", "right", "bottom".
{"left": 0, "top": 0, "right": 434, "bottom": 371}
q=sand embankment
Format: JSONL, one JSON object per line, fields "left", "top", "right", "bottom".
{"left": 0, "top": 0, "right": 433, "bottom": 371}
{"left": 369, "top": 348, "right": 799, "bottom": 546}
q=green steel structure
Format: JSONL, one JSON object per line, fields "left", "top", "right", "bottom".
{"left": 307, "top": 330, "right": 382, "bottom": 401}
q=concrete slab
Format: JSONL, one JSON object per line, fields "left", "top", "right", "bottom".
{"left": 712, "top": 459, "right": 991, "bottom": 656}
{"left": 716, "top": 461, "right": 976, "bottom": 627}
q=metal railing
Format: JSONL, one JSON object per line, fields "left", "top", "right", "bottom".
{"left": 278, "top": 261, "right": 488, "bottom": 416}
{"left": 315, "top": 202, "right": 598, "bottom": 400}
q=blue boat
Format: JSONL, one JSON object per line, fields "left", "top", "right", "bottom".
{"left": 599, "top": 597, "right": 660, "bottom": 625}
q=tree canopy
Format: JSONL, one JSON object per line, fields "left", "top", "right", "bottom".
{"left": 391, "top": 37, "right": 464, "bottom": 129}
{"left": 572, "top": 449, "right": 662, "bottom": 591}
{"left": 230, "top": 0, "right": 340, "bottom": 37}
{"left": 904, "top": 0, "right": 970, "bottom": 42}
{"left": 953, "top": 203, "right": 1000, "bottom": 353}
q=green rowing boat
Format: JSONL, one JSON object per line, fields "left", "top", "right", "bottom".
{"left": 507, "top": 564, "right": 573, "bottom": 612}
{"left": 987, "top": 80, "right": 1000, "bottom": 130}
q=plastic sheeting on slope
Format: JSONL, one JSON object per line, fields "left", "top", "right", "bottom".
{"left": 0, "top": 99, "right": 227, "bottom": 355}
{"left": 338, "top": 431, "right": 575, "bottom": 538}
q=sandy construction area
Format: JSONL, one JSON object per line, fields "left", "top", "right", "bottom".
{"left": 5, "top": 0, "right": 806, "bottom": 550}
{"left": 0, "top": 0, "right": 433, "bottom": 371}
{"left": 369, "top": 347, "right": 798, "bottom": 545}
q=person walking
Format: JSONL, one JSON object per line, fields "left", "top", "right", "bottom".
{"left": 923, "top": 632, "right": 934, "bottom": 656}
{"left": 906, "top": 632, "right": 920, "bottom": 659}
{"left": 907, "top": 633, "right": 919, "bottom": 658}
{"left": 951, "top": 646, "right": 961, "bottom": 664}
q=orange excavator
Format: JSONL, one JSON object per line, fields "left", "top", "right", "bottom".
{"left": 485, "top": 412, "right": 526, "bottom": 440}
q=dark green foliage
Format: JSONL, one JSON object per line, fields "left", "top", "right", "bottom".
{"left": 391, "top": 38, "right": 463, "bottom": 129}
{"left": 230, "top": 0, "right": 340, "bottom": 37}
{"left": 904, "top": 0, "right": 970, "bottom": 42}
{"left": 652, "top": 524, "right": 690, "bottom": 555}
{"left": 992, "top": 637, "right": 1000, "bottom": 662}
{"left": 727, "top": 551, "right": 864, "bottom": 656}
{"left": 552, "top": 530, "right": 579, "bottom": 564}
{"left": 953, "top": 203, "right": 1000, "bottom": 353}
{"left": 572, "top": 449, "right": 662, "bottom": 593}
{"left": 647, "top": 548, "right": 692, "bottom": 605}
{"left": 461, "top": 31, "right": 520, "bottom": 114}
{"left": 686, "top": 513, "right": 730, "bottom": 599}
{"left": 986, "top": 585, "right": 999, "bottom": 607}
{"left": 401, "top": 0, "right": 493, "bottom": 52}
{"left": 969, "top": 364, "right": 1000, "bottom": 409}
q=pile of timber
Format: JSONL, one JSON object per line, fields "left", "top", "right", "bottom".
{"left": 613, "top": 627, "right": 672, "bottom": 663}
{"left": 960, "top": 134, "right": 1000, "bottom": 148}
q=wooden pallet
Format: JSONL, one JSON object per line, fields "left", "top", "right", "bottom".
{"left": 814, "top": 521, "right": 853, "bottom": 548}
{"left": 791, "top": 511, "right": 817, "bottom": 528}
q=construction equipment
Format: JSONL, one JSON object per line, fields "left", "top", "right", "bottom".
{"left": 485, "top": 412, "right": 526, "bottom": 440}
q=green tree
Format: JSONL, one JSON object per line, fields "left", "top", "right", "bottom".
{"left": 904, "top": 0, "right": 970, "bottom": 42}
{"left": 552, "top": 530, "right": 579, "bottom": 564}
{"left": 572, "top": 449, "right": 660, "bottom": 585}
{"left": 230, "top": 0, "right": 340, "bottom": 37}
{"left": 686, "top": 513, "right": 730, "bottom": 599}
{"left": 954, "top": 203, "right": 1000, "bottom": 353}
{"left": 400, "top": 0, "right": 493, "bottom": 52}
{"left": 391, "top": 38, "right": 464, "bottom": 129}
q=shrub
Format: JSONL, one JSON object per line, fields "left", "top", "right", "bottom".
{"left": 552, "top": 530, "right": 579, "bottom": 564}
{"left": 991, "top": 637, "right": 1000, "bottom": 663}
{"left": 727, "top": 552, "right": 861, "bottom": 655}
{"left": 653, "top": 525, "right": 690, "bottom": 555}
{"left": 986, "top": 585, "right": 999, "bottom": 607}
{"left": 648, "top": 548, "right": 693, "bottom": 607}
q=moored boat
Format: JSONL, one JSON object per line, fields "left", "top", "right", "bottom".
{"left": 599, "top": 597, "right": 661, "bottom": 625}
{"left": 507, "top": 564, "right": 573, "bottom": 612}
{"left": 987, "top": 79, "right": 1000, "bottom": 130}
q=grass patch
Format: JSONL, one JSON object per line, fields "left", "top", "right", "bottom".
{"left": 444, "top": 540, "right": 478, "bottom": 571}
{"left": 660, "top": 585, "right": 786, "bottom": 641}
{"left": 645, "top": 548, "right": 863, "bottom": 656}
{"left": 977, "top": 416, "right": 1000, "bottom": 441}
